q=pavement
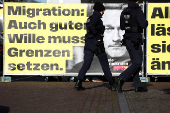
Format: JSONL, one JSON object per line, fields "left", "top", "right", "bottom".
{"left": 0, "top": 76, "right": 170, "bottom": 113}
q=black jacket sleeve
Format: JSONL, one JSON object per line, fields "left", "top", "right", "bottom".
{"left": 88, "top": 15, "right": 100, "bottom": 36}
{"left": 136, "top": 9, "right": 148, "bottom": 29}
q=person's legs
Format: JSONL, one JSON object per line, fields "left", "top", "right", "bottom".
{"left": 75, "top": 39, "right": 97, "bottom": 90}
{"left": 118, "top": 39, "right": 143, "bottom": 92}
{"left": 119, "top": 39, "right": 142, "bottom": 82}
{"left": 132, "top": 66, "right": 148, "bottom": 92}
{"left": 96, "top": 52, "right": 116, "bottom": 91}
{"left": 97, "top": 52, "right": 113, "bottom": 82}
{"left": 74, "top": 50, "right": 94, "bottom": 90}
{"left": 77, "top": 50, "right": 94, "bottom": 80}
{"left": 132, "top": 67, "right": 142, "bottom": 87}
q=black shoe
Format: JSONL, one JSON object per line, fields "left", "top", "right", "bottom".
{"left": 109, "top": 82, "right": 116, "bottom": 91}
{"left": 74, "top": 80, "right": 85, "bottom": 90}
{"left": 135, "top": 87, "right": 148, "bottom": 92}
{"left": 117, "top": 78, "right": 124, "bottom": 93}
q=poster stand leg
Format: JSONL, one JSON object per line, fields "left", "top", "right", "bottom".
{"left": 0, "top": 75, "right": 11, "bottom": 82}
{"left": 140, "top": 1, "right": 150, "bottom": 82}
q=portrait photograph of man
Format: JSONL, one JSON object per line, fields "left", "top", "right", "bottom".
{"left": 66, "top": 3, "right": 143, "bottom": 74}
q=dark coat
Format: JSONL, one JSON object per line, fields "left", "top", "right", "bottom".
{"left": 120, "top": 1, "right": 148, "bottom": 39}
{"left": 86, "top": 11, "right": 105, "bottom": 40}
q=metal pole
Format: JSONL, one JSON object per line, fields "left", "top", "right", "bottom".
{"left": 142, "top": 0, "right": 145, "bottom": 77}
{"left": 142, "top": 0, "right": 146, "bottom": 77}
{"left": 2, "top": 0, "right": 4, "bottom": 77}
{"left": 145, "top": 1, "right": 148, "bottom": 78}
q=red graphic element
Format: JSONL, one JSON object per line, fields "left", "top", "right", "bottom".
{"left": 113, "top": 65, "right": 128, "bottom": 69}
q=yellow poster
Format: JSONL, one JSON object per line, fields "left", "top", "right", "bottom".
{"left": 4, "top": 3, "right": 87, "bottom": 74}
{"left": 147, "top": 3, "right": 170, "bottom": 74}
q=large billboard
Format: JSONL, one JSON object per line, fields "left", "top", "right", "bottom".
{"left": 147, "top": 3, "right": 170, "bottom": 74}
{"left": 4, "top": 3, "right": 142, "bottom": 75}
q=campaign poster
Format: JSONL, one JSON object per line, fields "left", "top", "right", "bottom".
{"left": 147, "top": 3, "right": 170, "bottom": 74}
{"left": 4, "top": 3, "right": 143, "bottom": 75}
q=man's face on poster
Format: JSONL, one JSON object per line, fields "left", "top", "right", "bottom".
{"left": 102, "top": 9, "right": 127, "bottom": 58}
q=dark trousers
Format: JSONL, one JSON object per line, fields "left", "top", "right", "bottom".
{"left": 77, "top": 39, "right": 113, "bottom": 82}
{"left": 119, "top": 39, "right": 142, "bottom": 87}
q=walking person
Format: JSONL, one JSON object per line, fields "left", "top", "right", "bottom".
{"left": 117, "top": 0, "right": 148, "bottom": 92}
{"left": 74, "top": 2, "right": 116, "bottom": 91}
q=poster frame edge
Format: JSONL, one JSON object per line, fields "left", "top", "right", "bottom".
{"left": 2, "top": 1, "right": 5, "bottom": 77}
{"left": 147, "top": 73, "right": 170, "bottom": 76}
{"left": 146, "top": 1, "right": 148, "bottom": 76}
